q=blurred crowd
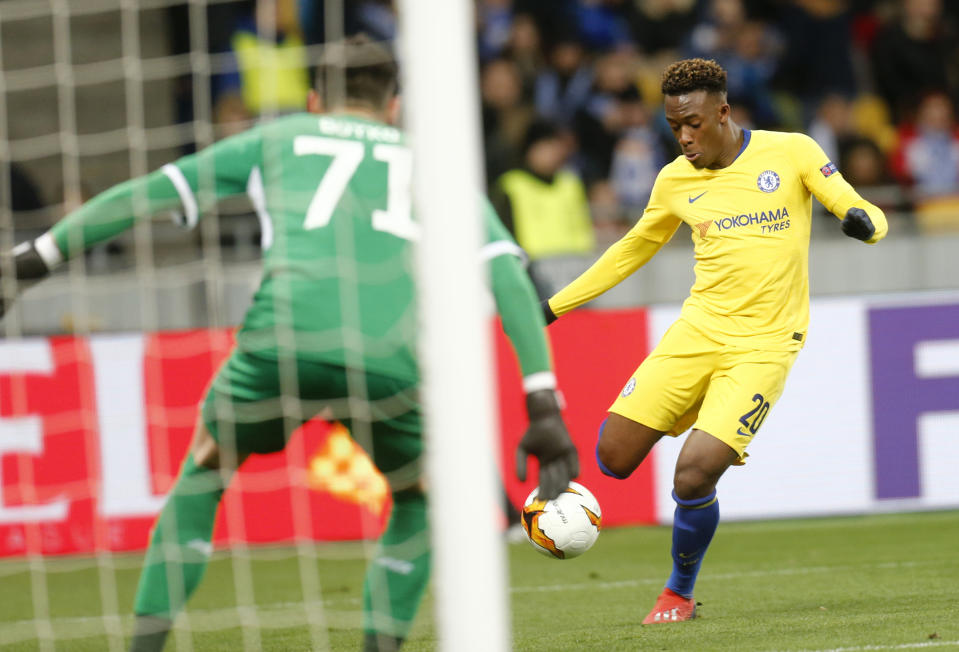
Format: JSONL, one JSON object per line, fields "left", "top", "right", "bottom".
{"left": 6, "top": 0, "right": 959, "bottom": 264}
{"left": 176, "top": 0, "right": 959, "bottom": 256}
{"left": 472, "top": 0, "right": 959, "bottom": 251}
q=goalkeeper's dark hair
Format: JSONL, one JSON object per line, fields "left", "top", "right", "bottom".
{"left": 318, "top": 34, "right": 398, "bottom": 110}
{"left": 661, "top": 58, "right": 727, "bottom": 97}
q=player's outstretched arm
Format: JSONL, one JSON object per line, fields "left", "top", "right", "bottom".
{"left": 543, "top": 230, "right": 665, "bottom": 324}
{"left": 544, "top": 170, "right": 680, "bottom": 324}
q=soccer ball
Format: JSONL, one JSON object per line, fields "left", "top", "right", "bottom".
{"left": 521, "top": 481, "right": 601, "bottom": 559}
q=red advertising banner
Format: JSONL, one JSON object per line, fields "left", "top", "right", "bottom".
{"left": 0, "top": 331, "right": 392, "bottom": 558}
{"left": 0, "top": 308, "right": 657, "bottom": 558}
{"left": 496, "top": 308, "right": 658, "bottom": 529}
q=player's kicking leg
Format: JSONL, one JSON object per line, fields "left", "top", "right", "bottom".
{"left": 643, "top": 427, "right": 737, "bottom": 624}
{"left": 594, "top": 414, "right": 731, "bottom": 623}
{"left": 595, "top": 413, "right": 663, "bottom": 480}
{"left": 599, "top": 320, "right": 797, "bottom": 625}
{"left": 129, "top": 420, "right": 249, "bottom": 652}
{"left": 642, "top": 347, "right": 797, "bottom": 624}
{"left": 597, "top": 415, "right": 735, "bottom": 624}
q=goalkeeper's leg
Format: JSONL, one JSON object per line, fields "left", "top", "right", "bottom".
{"left": 356, "top": 377, "right": 427, "bottom": 652}
{"left": 129, "top": 421, "right": 246, "bottom": 652}
{"left": 362, "top": 487, "right": 429, "bottom": 652}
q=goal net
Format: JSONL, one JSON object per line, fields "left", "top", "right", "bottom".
{"left": 0, "top": 1, "right": 505, "bottom": 650}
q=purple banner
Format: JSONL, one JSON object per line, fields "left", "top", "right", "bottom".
{"left": 869, "top": 303, "right": 959, "bottom": 499}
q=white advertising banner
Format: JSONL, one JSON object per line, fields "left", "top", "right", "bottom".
{"left": 650, "top": 293, "right": 959, "bottom": 523}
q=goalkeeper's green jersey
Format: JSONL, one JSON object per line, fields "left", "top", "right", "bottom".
{"left": 45, "top": 113, "right": 551, "bottom": 385}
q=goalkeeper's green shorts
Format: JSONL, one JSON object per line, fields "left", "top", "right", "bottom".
{"left": 201, "top": 349, "right": 422, "bottom": 485}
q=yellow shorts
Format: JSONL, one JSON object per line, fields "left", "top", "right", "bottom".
{"left": 609, "top": 318, "right": 799, "bottom": 462}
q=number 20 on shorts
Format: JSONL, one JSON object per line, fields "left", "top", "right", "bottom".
{"left": 737, "top": 393, "right": 770, "bottom": 438}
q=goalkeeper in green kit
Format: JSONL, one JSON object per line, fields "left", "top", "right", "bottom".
{"left": 1, "top": 36, "right": 579, "bottom": 652}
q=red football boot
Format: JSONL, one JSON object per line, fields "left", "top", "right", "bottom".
{"left": 641, "top": 587, "right": 697, "bottom": 624}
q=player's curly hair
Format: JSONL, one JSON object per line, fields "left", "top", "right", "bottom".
{"left": 661, "top": 58, "right": 727, "bottom": 96}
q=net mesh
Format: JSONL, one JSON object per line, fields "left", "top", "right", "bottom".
{"left": 0, "top": 1, "right": 416, "bottom": 649}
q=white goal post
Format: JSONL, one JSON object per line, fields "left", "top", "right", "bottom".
{"left": 398, "top": 2, "right": 511, "bottom": 652}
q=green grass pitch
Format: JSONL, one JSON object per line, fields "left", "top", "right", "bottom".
{"left": 1, "top": 510, "right": 956, "bottom": 651}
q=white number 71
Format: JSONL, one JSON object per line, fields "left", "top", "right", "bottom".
{"left": 293, "top": 135, "right": 419, "bottom": 241}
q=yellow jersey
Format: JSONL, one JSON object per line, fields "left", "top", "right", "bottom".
{"left": 549, "top": 129, "right": 888, "bottom": 351}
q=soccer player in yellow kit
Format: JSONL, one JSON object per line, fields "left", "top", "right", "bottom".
{"left": 542, "top": 59, "right": 888, "bottom": 624}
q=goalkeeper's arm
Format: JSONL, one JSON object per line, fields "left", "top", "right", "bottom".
{"left": 487, "top": 250, "right": 579, "bottom": 500}
{"left": 0, "top": 169, "right": 185, "bottom": 318}
{"left": 0, "top": 126, "right": 260, "bottom": 316}
{"left": 49, "top": 168, "right": 187, "bottom": 260}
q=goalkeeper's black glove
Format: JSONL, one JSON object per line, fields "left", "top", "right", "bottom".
{"left": 0, "top": 240, "right": 52, "bottom": 318}
{"left": 541, "top": 299, "right": 557, "bottom": 325}
{"left": 515, "top": 388, "right": 579, "bottom": 500}
{"left": 840, "top": 207, "right": 875, "bottom": 242}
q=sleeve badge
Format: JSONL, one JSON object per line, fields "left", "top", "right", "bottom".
{"left": 820, "top": 162, "right": 839, "bottom": 177}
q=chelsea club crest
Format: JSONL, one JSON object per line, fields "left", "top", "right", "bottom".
{"left": 757, "top": 170, "right": 780, "bottom": 193}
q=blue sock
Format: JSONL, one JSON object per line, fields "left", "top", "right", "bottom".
{"left": 665, "top": 490, "right": 719, "bottom": 599}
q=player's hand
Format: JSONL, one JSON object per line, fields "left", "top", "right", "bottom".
{"left": 541, "top": 299, "right": 557, "bottom": 325}
{"left": 515, "top": 388, "right": 579, "bottom": 500}
{"left": 0, "top": 240, "right": 51, "bottom": 319}
{"left": 841, "top": 207, "right": 875, "bottom": 242}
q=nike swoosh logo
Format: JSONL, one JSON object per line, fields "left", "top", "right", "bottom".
{"left": 737, "top": 427, "right": 752, "bottom": 438}
{"left": 688, "top": 191, "right": 707, "bottom": 203}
